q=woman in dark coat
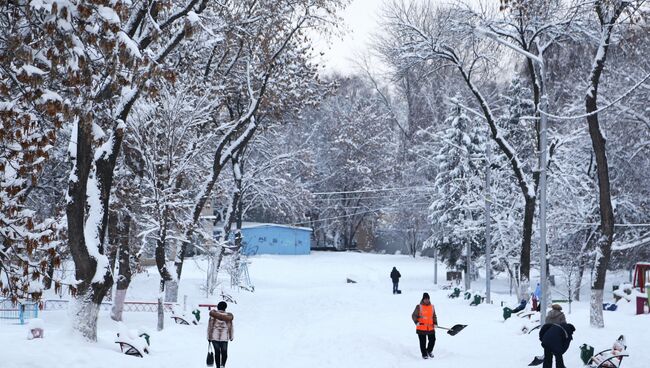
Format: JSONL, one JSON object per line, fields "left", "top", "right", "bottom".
{"left": 539, "top": 322, "right": 575, "bottom": 368}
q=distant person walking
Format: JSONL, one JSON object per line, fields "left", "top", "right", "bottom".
{"left": 390, "top": 267, "right": 401, "bottom": 294}
{"left": 412, "top": 292, "right": 437, "bottom": 359}
{"left": 532, "top": 283, "right": 542, "bottom": 311}
{"left": 207, "top": 301, "right": 234, "bottom": 368}
{"left": 539, "top": 322, "right": 575, "bottom": 368}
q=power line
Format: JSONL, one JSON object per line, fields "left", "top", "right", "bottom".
{"left": 551, "top": 221, "right": 650, "bottom": 228}
{"left": 285, "top": 201, "right": 433, "bottom": 226}
{"left": 311, "top": 186, "right": 434, "bottom": 196}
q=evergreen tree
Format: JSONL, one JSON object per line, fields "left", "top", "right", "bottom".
{"left": 426, "top": 101, "right": 485, "bottom": 267}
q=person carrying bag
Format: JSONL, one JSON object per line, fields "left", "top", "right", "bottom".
{"left": 206, "top": 301, "right": 234, "bottom": 368}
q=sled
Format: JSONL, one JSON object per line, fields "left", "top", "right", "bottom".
{"left": 438, "top": 324, "right": 467, "bottom": 336}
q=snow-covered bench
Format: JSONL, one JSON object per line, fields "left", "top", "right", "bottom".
{"left": 582, "top": 336, "right": 628, "bottom": 368}
{"left": 171, "top": 314, "right": 198, "bottom": 325}
{"left": 170, "top": 307, "right": 199, "bottom": 325}
{"left": 588, "top": 349, "right": 628, "bottom": 368}
{"left": 448, "top": 288, "right": 461, "bottom": 298}
{"left": 115, "top": 324, "right": 150, "bottom": 358}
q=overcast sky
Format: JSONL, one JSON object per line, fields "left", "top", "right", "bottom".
{"left": 314, "top": 0, "right": 490, "bottom": 75}
{"left": 314, "top": 0, "right": 385, "bottom": 75}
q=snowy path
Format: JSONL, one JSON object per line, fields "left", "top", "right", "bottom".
{"left": 1, "top": 252, "right": 648, "bottom": 368}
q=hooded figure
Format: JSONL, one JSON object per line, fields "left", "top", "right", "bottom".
{"left": 390, "top": 267, "right": 401, "bottom": 294}
{"left": 412, "top": 293, "right": 437, "bottom": 359}
{"left": 539, "top": 323, "right": 576, "bottom": 368}
{"left": 545, "top": 304, "right": 566, "bottom": 325}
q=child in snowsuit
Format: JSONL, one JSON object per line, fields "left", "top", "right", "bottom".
{"left": 390, "top": 267, "right": 401, "bottom": 294}
{"left": 412, "top": 292, "right": 437, "bottom": 359}
{"left": 207, "top": 301, "right": 234, "bottom": 368}
{"left": 539, "top": 322, "right": 575, "bottom": 368}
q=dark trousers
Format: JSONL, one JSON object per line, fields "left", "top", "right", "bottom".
{"left": 543, "top": 348, "right": 565, "bottom": 368}
{"left": 392, "top": 281, "right": 399, "bottom": 293}
{"left": 418, "top": 332, "right": 436, "bottom": 357}
{"left": 211, "top": 341, "right": 229, "bottom": 367}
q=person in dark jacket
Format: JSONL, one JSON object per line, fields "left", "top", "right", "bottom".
{"left": 539, "top": 322, "right": 575, "bottom": 368}
{"left": 390, "top": 267, "right": 401, "bottom": 294}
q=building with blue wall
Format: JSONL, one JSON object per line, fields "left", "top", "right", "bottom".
{"left": 216, "top": 223, "right": 312, "bottom": 255}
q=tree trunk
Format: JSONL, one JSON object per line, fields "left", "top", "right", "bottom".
{"left": 574, "top": 229, "right": 595, "bottom": 302}
{"left": 458, "top": 66, "right": 535, "bottom": 288}
{"left": 105, "top": 211, "right": 119, "bottom": 302}
{"left": 66, "top": 121, "right": 115, "bottom": 341}
{"left": 585, "top": 1, "right": 626, "bottom": 328}
{"left": 43, "top": 257, "right": 55, "bottom": 290}
{"left": 157, "top": 283, "right": 165, "bottom": 332}
{"left": 519, "top": 196, "right": 535, "bottom": 287}
{"left": 107, "top": 211, "right": 119, "bottom": 275}
{"left": 111, "top": 215, "right": 132, "bottom": 322}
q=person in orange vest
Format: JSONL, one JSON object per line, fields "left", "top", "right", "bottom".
{"left": 411, "top": 292, "right": 437, "bottom": 359}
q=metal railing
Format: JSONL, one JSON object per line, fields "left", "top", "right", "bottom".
{"left": 0, "top": 299, "right": 39, "bottom": 324}
{"left": 42, "top": 299, "right": 175, "bottom": 313}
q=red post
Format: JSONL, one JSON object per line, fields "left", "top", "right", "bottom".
{"left": 636, "top": 296, "right": 647, "bottom": 315}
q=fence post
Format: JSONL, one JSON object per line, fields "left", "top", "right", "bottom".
{"left": 19, "top": 304, "right": 24, "bottom": 325}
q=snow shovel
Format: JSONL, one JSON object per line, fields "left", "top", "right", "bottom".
{"left": 528, "top": 355, "right": 544, "bottom": 366}
{"left": 438, "top": 324, "right": 467, "bottom": 336}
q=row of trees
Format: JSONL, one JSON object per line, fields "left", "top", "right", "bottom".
{"left": 1, "top": 0, "right": 346, "bottom": 340}
{"left": 367, "top": 0, "right": 650, "bottom": 327}
{"left": 1, "top": 0, "right": 649, "bottom": 337}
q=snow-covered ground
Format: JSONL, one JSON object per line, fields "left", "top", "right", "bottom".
{"left": 1, "top": 252, "right": 648, "bottom": 368}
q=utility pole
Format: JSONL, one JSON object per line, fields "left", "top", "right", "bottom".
{"left": 434, "top": 245, "right": 438, "bottom": 285}
{"left": 475, "top": 27, "right": 549, "bottom": 324}
{"left": 465, "top": 241, "right": 471, "bottom": 291}
{"left": 485, "top": 134, "right": 492, "bottom": 304}
{"left": 539, "top": 60, "right": 549, "bottom": 325}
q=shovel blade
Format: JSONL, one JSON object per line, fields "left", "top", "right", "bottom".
{"left": 446, "top": 324, "right": 467, "bottom": 336}
{"left": 528, "top": 356, "right": 544, "bottom": 366}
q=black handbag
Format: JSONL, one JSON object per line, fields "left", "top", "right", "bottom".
{"left": 206, "top": 342, "right": 214, "bottom": 366}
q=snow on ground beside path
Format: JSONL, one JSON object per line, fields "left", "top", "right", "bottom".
{"left": 1, "top": 252, "right": 649, "bottom": 368}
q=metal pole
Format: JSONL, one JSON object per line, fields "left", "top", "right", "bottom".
{"left": 485, "top": 135, "right": 492, "bottom": 304}
{"left": 539, "top": 60, "right": 549, "bottom": 325}
{"left": 466, "top": 241, "right": 471, "bottom": 291}
{"left": 434, "top": 245, "right": 438, "bottom": 285}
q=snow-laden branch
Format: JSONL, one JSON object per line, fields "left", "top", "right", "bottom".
{"left": 541, "top": 71, "right": 650, "bottom": 120}
{"left": 475, "top": 27, "right": 543, "bottom": 65}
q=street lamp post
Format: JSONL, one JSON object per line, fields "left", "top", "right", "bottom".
{"left": 538, "top": 61, "right": 549, "bottom": 325}
{"left": 485, "top": 134, "right": 492, "bottom": 304}
{"left": 476, "top": 27, "right": 549, "bottom": 324}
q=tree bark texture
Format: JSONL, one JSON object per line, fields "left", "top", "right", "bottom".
{"left": 457, "top": 66, "right": 535, "bottom": 287}
{"left": 111, "top": 215, "right": 132, "bottom": 321}
{"left": 66, "top": 121, "right": 115, "bottom": 341}
{"left": 585, "top": 1, "right": 626, "bottom": 328}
